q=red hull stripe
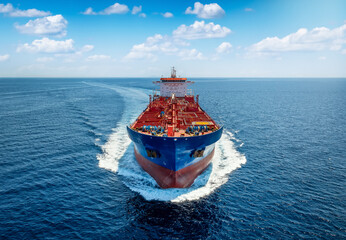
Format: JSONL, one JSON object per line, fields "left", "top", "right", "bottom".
{"left": 134, "top": 147, "right": 215, "bottom": 188}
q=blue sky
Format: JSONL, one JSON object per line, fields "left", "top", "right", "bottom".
{"left": 0, "top": 0, "right": 345, "bottom": 77}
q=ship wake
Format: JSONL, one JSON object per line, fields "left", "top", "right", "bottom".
{"left": 82, "top": 82, "right": 148, "bottom": 172}
{"left": 90, "top": 82, "right": 247, "bottom": 202}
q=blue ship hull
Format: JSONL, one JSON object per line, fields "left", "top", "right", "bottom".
{"left": 127, "top": 126, "right": 223, "bottom": 188}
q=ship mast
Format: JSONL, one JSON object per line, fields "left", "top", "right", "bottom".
{"left": 171, "top": 66, "right": 177, "bottom": 78}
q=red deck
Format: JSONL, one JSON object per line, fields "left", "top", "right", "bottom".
{"left": 160, "top": 77, "right": 187, "bottom": 81}
{"left": 131, "top": 95, "right": 219, "bottom": 137}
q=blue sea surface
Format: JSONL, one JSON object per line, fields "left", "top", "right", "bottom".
{"left": 0, "top": 78, "right": 345, "bottom": 239}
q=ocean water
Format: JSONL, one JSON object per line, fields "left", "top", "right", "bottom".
{"left": 0, "top": 78, "right": 345, "bottom": 239}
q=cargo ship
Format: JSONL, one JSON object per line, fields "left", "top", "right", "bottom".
{"left": 127, "top": 68, "right": 223, "bottom": 188}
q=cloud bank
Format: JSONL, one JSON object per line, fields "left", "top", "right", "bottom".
{"left": 83, "top": 3, "right": 129, "bottom": 15}
{"left": 123, "top": 34, "right": 203, "bottom": 61}
{"left": 124, "top": 19, "right": 231, "bottom": 61}
{"left": 173, "top": 21, "right": 231, "bottom": 40}
{"left": 249, "top": 24, "right": 346, "bottom": 53}
{"left": 17, "top": 38, "right": 75, "bottom": 53}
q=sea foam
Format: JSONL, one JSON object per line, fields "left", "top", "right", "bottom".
{"left": 82, "top": 82, "right": 148, "bottom": 172}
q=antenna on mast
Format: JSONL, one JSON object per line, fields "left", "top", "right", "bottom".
{"left": 171, "top": 66, "right": 176, "bottom": 78}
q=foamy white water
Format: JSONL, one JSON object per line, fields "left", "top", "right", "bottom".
{"left": 88, "top": 82, "right": 247, "bottom": 202}
{"left": 82, "top": 82, "right": 148, "bottom": 172}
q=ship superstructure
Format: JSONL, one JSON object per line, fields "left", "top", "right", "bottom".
{"left": 127, "top": 68, "right": 223, "bottom": 188}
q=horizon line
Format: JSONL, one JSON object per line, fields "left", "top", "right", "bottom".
{"left": 1, "top": 77, "right": 346, "bottom": 79}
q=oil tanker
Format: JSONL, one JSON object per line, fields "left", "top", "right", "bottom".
{"left": 127, "top": 68, "right": 223, "bottom": 188}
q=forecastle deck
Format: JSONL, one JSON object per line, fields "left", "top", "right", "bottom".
{"left": 130, "top": 95, "right": 220, "bottom": 137}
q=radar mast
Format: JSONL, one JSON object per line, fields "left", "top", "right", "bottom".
{"left": 171, "top": 67, "right": 177, "bottom": 78}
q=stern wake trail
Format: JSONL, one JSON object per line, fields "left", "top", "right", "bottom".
{"left": 85, "top": 82, "right": 247, "bottom": 202}
{"left": 82, "top": 82, "right": 148, "bottom": 172}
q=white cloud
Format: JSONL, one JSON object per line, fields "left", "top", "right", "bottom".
{"left": 178, "top": 49, "right": 205, "bottom": 60}
{"left": 162, "top": 12, "right": 173, "bottom": 18}
{"left": 185, "top": 2, "right": 225, "bottom": 19}
{"left": 124, "top": 51, "right": 157, "bottom": 61}
{"left": 318, "top": 56, "right": 326, "bottom": 60}
{"left": 342, "top": 49, "right": 346, "bottom": 55}
{"left": 244, "top": 8, "right": 254, "bottom": 12}
{"left": 132, "top": 6, "right": 142, "bottom": 15}
{"left": 0, "top": 54, "right": 10, "bottom": 61}
{"left": 82, "top": 7, "right": 96, "bottom": 15}
{"left": 0, "top": 3, "right": 13, "bottom": 13}
{"left": 212, "top": 42, "right": 232, "bottom": 60}
{"left": 15, "top": 14, "right": 68, "bottom": 37}
{"left": 139, "top": 13, "right": 146, "bottom": 18}
{"left": 51, "top": 44, "right": 94, "bottom": 65}
{"left": 36, "top": 57, "right": 54, "bottom": 62}
{"left": 80, "top": 45, "right": 94, "bottom": 53}
{"left": 84, "top": 3, "right": 130, "bottom": 15}
{"left": 124, "top": 34, "right": 193, "bottom": 61}
{"left": 53, "top": 44, "right": 94, "bottom": 63}
{"left": 249, "top": 24, "right": 346, "bottom": 53}
{"left": 101, "top": 3, "right": 129, "bottom": 15}
{"left": 124, "top": 21, "right": 231, "bottom": 61}
{"left": 86, "top": 55, "right": 111, "bottom": 61}
{"left": 124, "top": 20, "right": 230, "bottom": 61}
{"left": 17, "top": 38, "right": 74, "bottom": 53}
{"left": 0, "top": 3, "right": 50, "bottom": 17}
{"left": 124, "top": 34, "right": 167, "bottom": 61}
{"left": 173, "top": 20, "right": 231, "bottom": 40}
{"left": 10, "top": 8, "right": 50, "bottom": 17}
{"left": 216, "top": 42, "right": 232, "bottom": 53}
